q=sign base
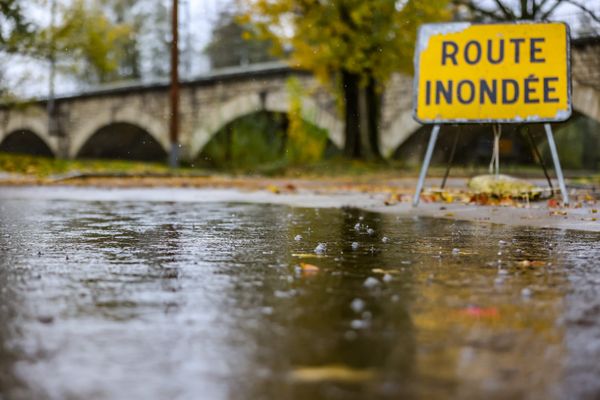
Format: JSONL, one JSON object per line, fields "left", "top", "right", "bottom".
{"left": 412, "top": 124, "right": 570, "bottom": 207}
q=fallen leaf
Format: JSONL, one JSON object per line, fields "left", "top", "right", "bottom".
{"left": 266, "top": 184, "right": 280, "bottom": 194}
{"left": 549, "top": 210, "right": 568, "bottom": 216}
{"left": 458, "top": 306, "right": 499, "bottom": 318}
{"left": 547, "top": 198, "right": 560, "bottom": 208}
{"left": 516, "top": 260, "right": 546, "bottom": 267}
{"left": 300, "top": 262, "right": 320, "bottom": 274}
{"left": 292, "top": 253, "right": 326, "bottom": 258}
{"left": 288, "top": 365, "right": 374, "bottom": 383}
{"left": 371, "top": 268, "right": 402, "bottom": 275}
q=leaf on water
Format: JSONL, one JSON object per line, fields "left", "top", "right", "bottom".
{"left": 516, "top": 260, "right": 546, "bottom": 268}
{"left": 458, "top": 306, "right": 499, "bottom": 319}
{"left": 292, "top": 253, "right": 326, "bottom": 258}
{"left": 300, "top": 262, "right": 320, "bottom": 274}
{"left": 289, "top": 365, "right": 375, "bottom": 383}
{"left": 371, "top": 268, "right": 401, "bottom": 275}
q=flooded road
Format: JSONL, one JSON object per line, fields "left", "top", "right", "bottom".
{"left": 0, "top": 189, "right": 599, "bottom": 399}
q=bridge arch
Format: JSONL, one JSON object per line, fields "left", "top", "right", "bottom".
{"left": 76, "top": 122, "right": 167, "bottom": 161}
{"left": 70, "top": 106, "right": 168, "bottom": 159}
{"left": 0, "top": 128, "right": 55, "bottom": 157}
{"left": 572, "top": 83, "right": 600, "bottom": 124}
{"left": 189, "top": 91, "right": 343, "bottom": 157}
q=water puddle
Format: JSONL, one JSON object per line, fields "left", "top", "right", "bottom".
{"left": 0, "top": 190, "right": 599, "bottom": 399}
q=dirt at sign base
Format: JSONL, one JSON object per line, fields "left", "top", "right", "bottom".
{"left": 467, "top": 174, "right": 544, "bottom": 200}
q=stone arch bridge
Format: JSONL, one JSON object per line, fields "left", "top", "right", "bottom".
{"left": 1, "top": 38, "right": 598, "bottom": 161}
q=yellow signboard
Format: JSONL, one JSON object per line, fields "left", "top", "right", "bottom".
{"left": 413, "top": 22, "right": 571, "bottom": 123}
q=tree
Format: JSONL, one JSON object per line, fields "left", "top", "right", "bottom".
{"left": 39, "top": 0, "right": 133, "bottom": 85}
{"left": 0, "top": 0, "right": 34, "bottom": 99}
{"left": 99, "top": 0, "right": 172, "bottom": 81}
{"left": 98, "top": 0, "right": 145, "bottom": 80}
{"left": 0, "top": 0, "right": 33, "bottom": 52}
{"left": 454, "top": 0, "right": 599, "bottom": 23}
{"left": 244, "top": 0, "right": 449, "bottom": 159}
{"left": 205, "top": 10, "right": 277, "bottom": 69}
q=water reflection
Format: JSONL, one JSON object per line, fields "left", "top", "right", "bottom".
{"left": 0, "top": 196, "right": 598, "bottom": 399}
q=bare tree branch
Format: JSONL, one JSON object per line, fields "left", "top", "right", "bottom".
{"left": 539, "top": 0, "right": 563, "bottom": 21}
{"left": 454, "top": 0, "right": 506, "bottom": 21}
{"left": 491, "top": 0, "right": 516, "bottom": 19}
{"left": 562, "top": 0, "right": 600, "bottom": 24}
{"left": 533, "top": 0, "right": 552, "bottom": 18}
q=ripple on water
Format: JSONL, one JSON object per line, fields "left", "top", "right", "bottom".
{"left": 0, "top": 195, "right": 598, "bottom": 400}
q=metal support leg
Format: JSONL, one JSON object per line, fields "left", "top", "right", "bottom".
{"left": 413, "top": 124, "right": 440, "bottom": 207}
{"left": 544, "top": 123, "right": 569, "bottom": 205}
{"left": 169, "top": 142, "right": 180, "bottom": 169}
{"left": 441, "top": 127, "right": 459, "bottom": 190}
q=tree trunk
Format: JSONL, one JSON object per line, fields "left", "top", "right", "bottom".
{"left": 366, "top": 76, "right": 381, "bottom": 158}
{"left": 342, "top": 70, "right": 360, "bottom": 158}
{"left": 342, "top": 70, "right": 382, "bottom": 159}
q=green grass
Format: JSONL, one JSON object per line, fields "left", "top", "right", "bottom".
{"left": 1, "top": 152, "right": 599, "bottom": 183}
{"left": 0, "top": 153, "right": 179, "bottom": 178}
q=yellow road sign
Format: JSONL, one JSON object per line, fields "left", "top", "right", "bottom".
{"left": 413, "top": 22, "right": 571, "bottom": 123}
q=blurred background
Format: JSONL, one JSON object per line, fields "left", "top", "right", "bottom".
{"left": 0, "top": 0, "right": 598, "bottom": 177}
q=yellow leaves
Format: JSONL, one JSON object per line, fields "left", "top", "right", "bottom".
{"left": 241, "top": 30, "right": 252, "bottom": 41}
{"left": 266, "top": 183, "right": 297, "bottom": 194}
{"left": 468, "top": 175, "right": 542, "bottom": 199}
{"left": 244, "top": 0, "right": 451, "bottom": 87}
{"left": 41, "top": 0, "right": 133, "bottom": 83}
{"left": 266, "top": 184, "right": 280, "bottom": 194}
{"left": 383, "top": 192, "right": 405, "bottom": 206}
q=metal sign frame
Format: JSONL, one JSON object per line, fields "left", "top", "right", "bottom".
{"left": 411, "top": 22, "right": 571, "bottom": 207}
{"left": 412, "top": 21, "right": 572, "bottom": 124}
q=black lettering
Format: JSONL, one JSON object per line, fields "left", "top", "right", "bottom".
{"left": 425, "top": 80, "right": 431, "bottom": 105}
{"left": 480, "top": 79, "right": 497, "bottom": 104}
{"left": 457, "top": 80, "right": 475, "bottom": 104}
{"left": 530, "top": 38, "right": 545, "bottom": 63}
{"left": 441, "top": 41, "right": 458, "bottom": 65}
{"left": 435, "top": 80, "right": 453, "bottom": 104}
{"left": 464, "top": 40, "right": 482, "bottom": 65}
{"left": 510, "top": 38, "right": 525, "bottom": 63}
{"left": 524, "top": 75, "right": 540, "bottom": 103}
{"left": 502, "top": 79, "right": 519, "bottom": 104}
{"left": 544, "top": 77, "right": 559, "bottom": 103}
{"left": 487, "top": 39, "right": 504, "bottom": 64}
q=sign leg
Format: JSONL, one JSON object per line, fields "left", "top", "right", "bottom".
{"left": 544, "top": 123, "right": 569, "bottom": 205}
{"left": 413, "top": 124, "right": 440, "bottom": 207}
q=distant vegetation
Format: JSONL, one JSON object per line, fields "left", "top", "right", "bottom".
{"left": 196, "top": 111, "right": 338, "bottom": 173}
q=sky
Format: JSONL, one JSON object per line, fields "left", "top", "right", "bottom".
{"left": 4, "top": 0, "right": 599, "bottom": 99}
